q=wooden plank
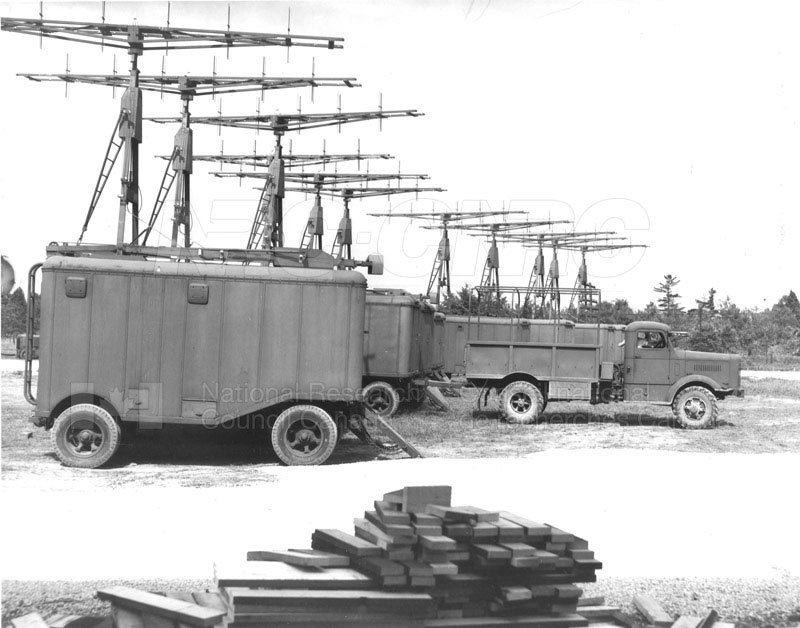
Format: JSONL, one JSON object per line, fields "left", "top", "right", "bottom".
{"left": 420, "top": 535, "right": 459, "bottom": 551}
{"left": 546, "top": 526, "right": 574, "bottom": 544}
{"left": 554, "top": 585, "right": 582, "bottom": 600}
{"left": 445, "top": 524, "right": 472, "bottom": 541}
{"left": 695, "top": 611, "right": 719, "bottom": 628}
{"left": 567, "top": 549, "right": 594, "bottom": 560}
{"left": 246, "top": 549, "right": 350, "bottom": 567}
{"left": 457, "top": 506, "right": 500, "bottom": 523}
{"left": 354, "top": 517, "right": 416, "bottom": 545}
{"left": 632, "top": 595, "right": 673, "bottom": 628}
{"left": 355, "top": 556, "right": 406, "bottom": 577}
{"left": 414, "top": 513, "right": 443, "bottom": 525}
{"left": 311, "top": 528, "right": 382, "bottom": 557}
{"left": 164, "top": 593, "right": 196, "bottom": 604}
{"left": 11, "top": 614, "right": 50, "bottom": 628}
{"left": 374, "top": 500, "right": 411, "bottom": 524}
{"left": 386, "top": 548, "right": 416, "bottom": 561}
{"left": 382, "top": 575, "right": 409, "bottom": 587}
{"left": 415, "top": 522, "right": 445, "bottom": 535}
{"left": 382, "top": 488, "right": 405, "bottom": 504}
{"left": 498, "top": 513, "right": 551, "bottom": 540}
{"left": 492, "top": 519, "right": 525, "bottom": 542}
{"left": 471, "top": 544, "right": 512, "bottom": 561}
{"left": 498, "top": 542, "right": 537, "bottom": 558}
{"left": 576, "top": 606, "right": 618, "bottom": 619}
{"left": 426, "top": 505, "right": 498, "bottom": 523}
{"left": 411, "top": 576, "right": 437, "bottom": 587}
{"left": 368, "top": 411, "right": 424, "bottom": 458}
{"left": 215, "top": 562, "right": 376, "bottom": 589}
{"left": 424, "top": 613, "right": 589, "bottom": 627}
{"left": 576, "top": 597, "right": 605, "bottom": 608}
{"left": 97, "top": 588, "right": 225, "bottom": 628}
{"left": 426, "top": 561, "right": 459, "bottom": 576}
{"left": 402, "top": 560, "right": 435, "bottom": 577}
{"left": 671, "top": 617, "right": 701, "bottom": 628}
{"left": 190, "top": 593, "right": 227, "bottom": 613}
{"left": 501, "top": 587, "right": 532, "bottom": 602}
{"left": 470, "top": 522, "right": 500, "bottom": 541}
{"left": 364, "top": 510, "right": 416, "bottom": 537}
{"left": 222, "top": 588, "right": 435, "bottom": 614}
{"left": 403, "top": 486, "right": 453, "bottom": 513}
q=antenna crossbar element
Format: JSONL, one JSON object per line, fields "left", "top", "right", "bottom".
{"left": 191, "top": 152, "right": 392, "bottom": 169}
{"left": 192, "top": 110, "right": 421, "bottom": 248}
{"left": 20, "top": 73, "right": 358, "bottom": 95}
{"left": 366, "top": 209, "right": 527, "bottom": 303}
{"left": 149, "top": 109, "right": 422, "bottom": 132}
{"left": 1, "top": 17, "right": 344, "bottom": 52}
{"left": 452, "top": 219, "right": 574, "bottom": 301}
{"left": 565, "top": 243, "right": 648, "bottom": 320}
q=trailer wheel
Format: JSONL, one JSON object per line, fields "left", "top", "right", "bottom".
{"left": 271, "top": 405, "right": 338, "bottom": 466}
{"left": 50, "top": 403, "right": 121, "bottom": 469}
{"left": 362, "top": 381, "right": 400, "bottom": 418}
{"left": 499, "top": 381, "right": 544, "bottom": 425}
{"left": 18, "top": 347, "right": 27, "bottom": 360}
{"left": 672, "top": 386, "right": 718, "bottom": 429}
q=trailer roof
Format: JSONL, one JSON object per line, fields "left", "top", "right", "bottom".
{"left": 42, "top": 255, "right": 367, "bottom": 286}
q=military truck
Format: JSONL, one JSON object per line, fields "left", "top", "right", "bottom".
{"left": 25, "top": 253, "right": 373, "bottom": 468}
{"left": 465, "top": 320, "right": 743, "bottom": 428}
{"left": 361, "top": 289, "right": 442, "bottom": 417}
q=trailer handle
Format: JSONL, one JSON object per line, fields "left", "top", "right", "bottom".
{"left": 24, "top": 263, "right": 43, "bottom": 405}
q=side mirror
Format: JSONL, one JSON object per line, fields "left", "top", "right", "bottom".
{"left": 366, "top": 254, "right": 384, "bottom": 276}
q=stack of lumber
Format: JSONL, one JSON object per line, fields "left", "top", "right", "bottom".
{"left": 220, "top": 485, "right": 603, "bottom": 627}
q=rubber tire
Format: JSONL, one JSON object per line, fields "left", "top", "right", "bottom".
{"left": 18, "top": 348, "right": 27, "bottom": 360}
{"left": 271, "top": 404, "right": 338, "bottom": 466}
{"left": 50, "top": 403, "right": 121, "bottom": 469}
{"left": 499, "top": 381, "right": 545, "bottom": 425}
{"left": 672, "top": 386, "right": 719, "bottom": 429}
{"left": 362, "top": 381, "right": 401, "bottom": 418}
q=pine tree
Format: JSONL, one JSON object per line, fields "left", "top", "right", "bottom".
{"left": 654, "top": 274, "right": 684, "bottom": 317}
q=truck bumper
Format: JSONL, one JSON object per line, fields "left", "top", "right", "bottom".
{"left": 30, "top": 414, "right": 47, "bottom": 427}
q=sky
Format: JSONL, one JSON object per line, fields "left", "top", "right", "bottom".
{"left": 0, "top": 0, "right": 798, "bottom": 310}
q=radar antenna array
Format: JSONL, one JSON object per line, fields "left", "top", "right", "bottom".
{"left": 1, "top": 12, "right": 345, "bottom": 250}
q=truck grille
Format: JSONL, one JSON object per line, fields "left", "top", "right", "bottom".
{"left": 693, "top": 363, "right": 722, "bottom": 373}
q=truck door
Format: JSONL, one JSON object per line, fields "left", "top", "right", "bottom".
{"left": 624, "top": 330, "right": 673, "bottom": 402}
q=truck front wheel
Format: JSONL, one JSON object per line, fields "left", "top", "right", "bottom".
{"left": 672, "top": 386, "right": 718, "bottom": 429}
{"left": 500, "top": 381, "right": 544, "bottom": 425}
{"left": 51, "top": 403, "right": 121, "bottom": 468}
{"left": 271, "top": 404, "right": 338, "bottom": 466}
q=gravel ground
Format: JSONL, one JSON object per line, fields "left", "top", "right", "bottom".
{"left": 3, "top": 575, "right": 799, "bottom": 628}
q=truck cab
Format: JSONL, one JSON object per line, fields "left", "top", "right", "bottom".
{"left": 623, "top": 321, "right": 743, "bottom": 403}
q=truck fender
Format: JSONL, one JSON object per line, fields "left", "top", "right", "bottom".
{"left": 667, "top": 375, "right": 722, "bottom": 403}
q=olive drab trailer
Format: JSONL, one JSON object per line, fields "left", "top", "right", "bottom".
{"left": 361, "top": 289, "right": 441, "bottom": 417}
{"left": 466, "top": 320, "right": 744, "bottom": 429}
{"left": 27, "top": 254, "right": 369, "bottom": 468}
{"left": 442, "top": 316, "right": 625, "bottom": 377}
